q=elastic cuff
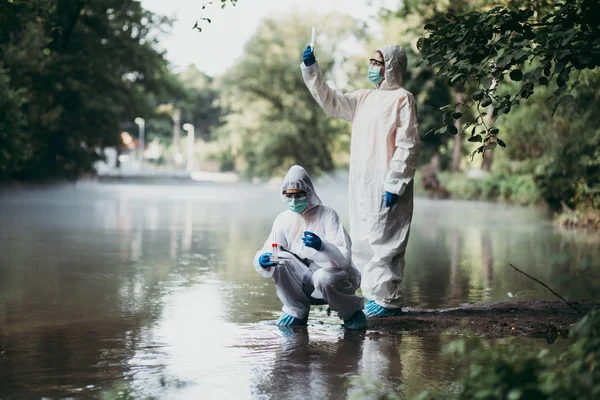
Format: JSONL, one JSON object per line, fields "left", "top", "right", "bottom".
{"left": 383, "top": 183, "right": 406, "bottom": 197}
{"left": 300, "top": 61, "right": 319, "bottom": 71}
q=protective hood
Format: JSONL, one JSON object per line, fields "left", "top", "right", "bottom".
{"left": 280, "top": 165, "right": 322, "bottom": 212}
{"left": 378, "top": 44, "right": 407, "bottom": 90}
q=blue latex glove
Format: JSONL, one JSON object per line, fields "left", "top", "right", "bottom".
{"left": 258, "top": 252, "right": 276, "bottom": 268}
{"left": 303, "top": 45, "right": 316, "bottom": 67}
{"left": 302, "top": 231, "right": 322, "bottom": 251}
{"left": 384, "top": 191, "right": 399, "bottom": 207}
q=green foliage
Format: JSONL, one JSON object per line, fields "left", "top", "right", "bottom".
{"left": 193, "top": 0, "right": 239, "bottom": 32}
{"left": 555, "top": 180, "right": 600, "bottom": 229}
{"left": 495, "top": 68, "right": 600, "bottom": 211}
{"left": 178, "top": 65, "right": 223, "bottom": 141}
{"left": 0, "top": 65, "right": 29, "bottom": 179}
{"left": 438, "top": 172, "right": 541, "bottom": 204}
{"left": 218, "top": 12, "right": 364, "bottom": 178}
{"left": 574, "top": 180, "right": 600, "bottom": 211}
{"left": 0, "top": 0, "right": 178, "bottom": 180}
{"left": 418, "top": 0, "right": 600, "bottom": 158}
{"left": 404, "top": 52, "right": 454, "bottom": 167}
{"left": 145, "top": 66, "right": 224, "bottom": 144}
{"left": 348, "top": 310, "right": 600, "bottom": 400}
{"left": 440, "top": 309, "right": 600, "bottom": 400}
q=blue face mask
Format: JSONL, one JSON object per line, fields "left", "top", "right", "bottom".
{"left": 368, "top": 64, "right": 384, "bottom": 86}
{"left": 285, "top": 197, "right": 309, "bottom": 213}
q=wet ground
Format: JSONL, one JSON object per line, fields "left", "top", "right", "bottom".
{"left": 367, "top": 300, "right": 596, "bottom": 340}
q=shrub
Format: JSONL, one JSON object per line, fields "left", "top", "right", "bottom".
{"left": 418, "top": 309, "right": 600, "bottom": 400}
{"left": 436, "top": 172, "right": 541, "bottom": 205}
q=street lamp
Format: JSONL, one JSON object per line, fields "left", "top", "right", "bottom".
{"left": 134, "top": 117, "right": 145, "bottom": 170}
{"left": 173, "top": 110, "right": 182, "bottom": 166}
{"left": 182, "top": 123, "right": 195, "bottom": 172}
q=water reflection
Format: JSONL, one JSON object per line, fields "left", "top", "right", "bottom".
{"left": 251, "top": 327, "right": 364, "bottom": 400}
{"left": 0, "top": 182, "right": 598, "bottom": 399}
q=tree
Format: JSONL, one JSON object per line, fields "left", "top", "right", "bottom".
{"left": 0, "top": 0, "right": 52, "bottom": 178}
{"left": 418, "top": 0, "right": 600, "bottom": 160}
{"left": 138, "top": 65, "right": 223, "bottom": 152}
{"left": 0, "top": 66, "right": 29, "bottom": 179}
{"left": 178, "top": 65, "right": 223, "bottom": 141}
{"left": 494, "top": 68, "right": 600, "bottom": 211}
{"left": 217, "top": 12, "right": 366, "bottom": 177}
{"left": 0, "top": 0, "right": 178, "bottom": 180}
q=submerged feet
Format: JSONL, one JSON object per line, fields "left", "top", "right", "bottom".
{"left": 364, "top": 300, "right": 403, "bottom": 317}
{"left": 343, "top": 310, "right": 367, "bottom": 330}
{"left": 276, "top": 309, "right": 367, "bottom": 330}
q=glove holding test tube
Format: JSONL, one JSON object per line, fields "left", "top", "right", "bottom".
{"left": 302, "top": 231, "right": 323, "bottom": 251}
{"left": 302, "top": 27, "right": 316, "bottom": 66}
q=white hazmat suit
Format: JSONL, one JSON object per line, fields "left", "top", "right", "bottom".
{"left": 301, "top": 45, "right": 420, "bottom": 309}
{"left": 253, "top": 166, "right": 364, "bottom": 321}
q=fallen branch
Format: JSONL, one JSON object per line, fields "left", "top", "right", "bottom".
{"left": 508, "top": 264, "right": 583, "bottom": 316}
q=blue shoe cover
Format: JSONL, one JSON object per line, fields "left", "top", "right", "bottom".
{"left": 344, "top": 310, "right": 367, "bottom": 330}
{"left": 276, "top": 313, "right": 308, "bottom": 327}
{"left": 364, "top": 300, "right": 403, "bottom": 317}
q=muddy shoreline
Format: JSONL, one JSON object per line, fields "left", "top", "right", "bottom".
{"left": 365, "top": 300, "right": 598, "bottom": 340}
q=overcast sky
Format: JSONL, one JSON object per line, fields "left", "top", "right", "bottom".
{"left": 141, "top": 0, "right": 380, "bottom": 76}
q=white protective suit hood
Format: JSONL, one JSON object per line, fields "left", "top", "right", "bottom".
{"left": 378, "top": 44, "right": 407, "bottom": 90}
{"left": 280, "top": 165, "right": 322, "bottom": 213}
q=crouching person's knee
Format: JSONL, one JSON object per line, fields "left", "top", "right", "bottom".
{"left": 312, "top": 268, "right": 340, "bottom": 294}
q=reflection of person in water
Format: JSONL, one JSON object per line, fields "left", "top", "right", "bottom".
{"left": 252, "top": 328, "right": 365, "bottom": 399}
{"left": 251, "top": 328, "right": 404, "bottom": 400}
{"left": 350, "top": 334, "right": 404, "bottom": 398}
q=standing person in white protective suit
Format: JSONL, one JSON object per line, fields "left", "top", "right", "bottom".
{"left": 301, "top": 44, "right": 420, "bottom": 317}
{"left": 253, "top": 165, "right": 366, "bottom": 329}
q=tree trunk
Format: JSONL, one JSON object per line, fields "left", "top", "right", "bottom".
{"left": 481, "top": 230, "right": 493, "bottom": 291}
{"left": 451, "top": 92, "right": 465, "bottom": 172}
{"left": 481, "top": 105, "right": 495, "bottom": 171}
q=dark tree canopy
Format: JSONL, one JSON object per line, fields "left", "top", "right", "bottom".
{"left": 418, "top": 0, "right": 600, "bottom": 159}
{"left": 0, "top": 0, "right": 178, "bottom": 180}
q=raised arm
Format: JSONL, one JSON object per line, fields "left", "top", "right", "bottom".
{"left": 301, "top": 60, "right": 363, "bottom": 122}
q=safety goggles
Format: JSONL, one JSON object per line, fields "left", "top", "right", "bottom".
{"left": 282, "top": 192, "right": 307, "bottom": 200}
{"left": 369, "top": 58, "right": 384, "bottom": 68}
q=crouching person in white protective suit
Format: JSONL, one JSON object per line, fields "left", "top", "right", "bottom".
{"left": 301, "top": 44, "right": 420, "bottom": 317}
{"left": 253, "top": 165, "right": 366, "bottom": 329}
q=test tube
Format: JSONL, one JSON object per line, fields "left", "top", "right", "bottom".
{"left": 271, "top": 243, "right": 278, "bottom": 262}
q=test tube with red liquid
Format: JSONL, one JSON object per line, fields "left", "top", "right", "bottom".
{"left": 271, "top": 243, "right": 279, "bottom": 262}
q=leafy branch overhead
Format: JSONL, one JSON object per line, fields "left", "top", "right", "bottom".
{"left": 193, "top": 0, "right": 238, "bottom": 32}
{"left": 418, "top": 0, "right": 600, "bottom": 159}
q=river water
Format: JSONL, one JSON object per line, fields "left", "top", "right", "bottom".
{"left": 1, "top": 181, "right": 598, "bottom": 399}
